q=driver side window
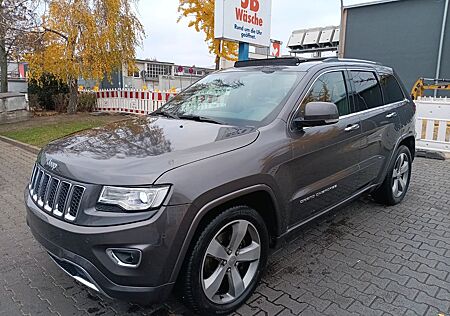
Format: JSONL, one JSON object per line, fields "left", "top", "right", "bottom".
{"left": 302, "top": 71, "right": 350, "bottom": 116}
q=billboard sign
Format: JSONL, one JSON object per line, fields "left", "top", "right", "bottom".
{"left": 215, "top": 0, "right": 272, "bottom": 47}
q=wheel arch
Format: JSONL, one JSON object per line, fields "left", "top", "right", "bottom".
{"left": 169, "top": 184, "right": 282, "bottom": 283}
{"left": 399, "top": 135, "right": 415, "bottom": 160}
{"left": 375, "top": 132, "right": 415, "bottom": 189}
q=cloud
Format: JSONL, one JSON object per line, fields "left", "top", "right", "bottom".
{"left": 136, "top": 0, "right": 370, "bottom": 67}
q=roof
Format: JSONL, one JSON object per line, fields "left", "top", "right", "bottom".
{"left": 344, "top": 0, "right": 403, "bottom": 10}
{"left": 234, "top": 57, "right": 382, "bottom": 67}
{"left": 225, "top": 57, "right": 394, "bottom": 75}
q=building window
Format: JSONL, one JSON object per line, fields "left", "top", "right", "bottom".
{"left": 128, "top": 68, "right": 140, "bottom": 78}
{"left": 146, "top": 63, "right": 172, "bottom": 78}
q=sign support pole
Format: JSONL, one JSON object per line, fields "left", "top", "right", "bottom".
{"left": 238, "top": 42, "right": 250, "bottom": 61}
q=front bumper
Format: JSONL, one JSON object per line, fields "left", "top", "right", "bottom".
{"left": 25, "top": 191, "right": 190, "bottom": 304}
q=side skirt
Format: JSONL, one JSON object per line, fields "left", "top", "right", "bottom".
{"left": 273, "top": 183, "right": 378, "bottom": 249}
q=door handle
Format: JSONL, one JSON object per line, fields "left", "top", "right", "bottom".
{"left": 344, "top": 124, "right": 360, "bottom": 132}
{"left": 386, "top": 112, "right": 397, "bottom": 118}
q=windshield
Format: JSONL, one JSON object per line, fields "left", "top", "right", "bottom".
{"left": 157, "top": 70, "right": 304, "bottom": 127}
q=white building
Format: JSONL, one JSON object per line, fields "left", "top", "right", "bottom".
{"left": 124, "top": 59, "right": 214, "bottom": 91}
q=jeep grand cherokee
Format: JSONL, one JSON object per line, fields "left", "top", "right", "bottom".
{"left": 25, "top": 57, "right": 415, "bottom": 315}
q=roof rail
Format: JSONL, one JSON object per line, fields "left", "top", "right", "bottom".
{"left": 234, "top": 57, "right": 327, "bottom": 68}
{"left": 323, "top": 57, "right": 381, "bottom": 65}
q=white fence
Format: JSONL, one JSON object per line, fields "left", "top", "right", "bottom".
{"left": 415, "top": 97, "right": 450, "bottom": 153}
{"left": 95, "top": 89, "right": 176, "bottom": 114}
{"left": 94, "top": 91, "right": 450, "bottom": 154}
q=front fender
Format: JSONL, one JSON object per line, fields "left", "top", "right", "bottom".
{"left": 166, "top": 183, "right": 282, "bottom": 283}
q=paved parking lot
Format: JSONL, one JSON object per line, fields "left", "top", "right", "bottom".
{"left": 1, "top": 138, "right": 449, "bottom": 316}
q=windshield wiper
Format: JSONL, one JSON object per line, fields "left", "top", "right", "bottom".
{"left": 178, "top": 114, "right": 226, "bottom": 125}
{"left": 152, "top": 110, "right": 179, "bottom": 119}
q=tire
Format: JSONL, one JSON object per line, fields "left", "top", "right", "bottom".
{"left": 372, "top": 145, "right": 412, "bottom": 205}
{"left": 179, "top": 206, "right": 269, "bottom": 315}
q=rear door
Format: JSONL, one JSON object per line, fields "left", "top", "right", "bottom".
{"left": 348, "top": 69, "right": 403, "bottom": 186}
{"left": 287, "top": 69, "right": 363, "bottom": 226}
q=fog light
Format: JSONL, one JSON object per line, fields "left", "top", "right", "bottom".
{"left": 106, "top": 248, "right": 142, "bottom": 268}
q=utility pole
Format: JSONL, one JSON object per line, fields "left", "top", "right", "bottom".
{"left": 435, "top": 0, "right": 449, "bottom": 97}
{"left": 338, "top": 0, "right": 344, "bottom": 58}
{"left": 0, "top": 0, "right": 8, "bottom": 92}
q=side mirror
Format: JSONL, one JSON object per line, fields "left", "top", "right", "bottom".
{"left": 294, "top": 101, "right": 339, "bottom": 128}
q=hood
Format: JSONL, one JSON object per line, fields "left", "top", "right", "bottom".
{"left": 38, "top": 116, "right": 259, "bottom": 185}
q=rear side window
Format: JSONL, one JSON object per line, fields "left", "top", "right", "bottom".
{"left": 379, "top": 74, "right": 404, "bottom": 104}
{"left": 302, "top": 71, "right": 350, "bottom": 116}
{"left": 351, "top": 71, "right": 383, "bottom": 111}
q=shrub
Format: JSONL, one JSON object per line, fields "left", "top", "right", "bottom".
{"left": 78, "top": 92, "right": 97, "bottom": 112}
{"left": 28, "top": 74, "right": 69, "bottom": 110}
{"left": 28, "top": 94, "right": 40, "bottom": 110}
{"left": 52, "top": 93, "right": 69, "bottom": 113}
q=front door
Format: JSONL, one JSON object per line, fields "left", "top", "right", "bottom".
{"left": 287, "top": 70, "right": 363, "bottom": 227}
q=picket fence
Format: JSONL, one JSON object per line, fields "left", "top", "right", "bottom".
{"left": 415, "top": 97, "right": 450, "bottom": 153}
{"left": 93, "top": 90, "right": 450, "bottom": 154}
{"left": 95, "top": 89, "right": 177, "bottom": 114}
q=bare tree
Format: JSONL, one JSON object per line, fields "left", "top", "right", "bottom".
{"left": 0, "top": 0, "right": 41, "bottom": 92}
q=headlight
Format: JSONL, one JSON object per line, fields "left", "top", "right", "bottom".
{"left": 98, "top": 186, "right": 170, "bottom": 211}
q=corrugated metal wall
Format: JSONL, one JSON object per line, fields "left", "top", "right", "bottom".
{"left": 343, "top": 0, "right": 449, "bottom": 94}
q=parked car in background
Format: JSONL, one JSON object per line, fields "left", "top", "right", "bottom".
{"left": 25, "top": 57, "right": 415, "bottom": 315}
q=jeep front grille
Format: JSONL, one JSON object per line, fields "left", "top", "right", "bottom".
{"left": 28, "top": 164, "right": 85, "bottom": 222}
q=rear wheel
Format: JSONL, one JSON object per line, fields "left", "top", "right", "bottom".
{"left": 372, "top": 145, "right": 412, "bottom": 205}
{"left": 180, "top": 206, "right": 269, "bottom": 315}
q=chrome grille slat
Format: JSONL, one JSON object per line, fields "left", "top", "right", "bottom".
{"left": 44, "top": 178, "right": 60, "bottom": 212}
{"left": 28, "top": 164, "right": 85, "bottom": 222}
{"left": 33, "top": 170, "right": 44, "bottom": 201}
{"left": 29, "top": 165, "right": 37, "bottom": 190}
{"left": 54, "top": 181, "right": 71, "bottom": 217}
{"left": 65, "top": 186, "right": 85, "bottom": 221}
{"left": 38, "top": 173, "right": 50, "bottom": 206}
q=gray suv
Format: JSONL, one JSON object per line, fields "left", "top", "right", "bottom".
{"left": 25, "top": 57, "right": 415, "bottom": 315}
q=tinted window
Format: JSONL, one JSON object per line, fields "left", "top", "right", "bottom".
{"left": 380, "top": 74, "right": 404, "bottom": 104}
{"left": 351, "top": 71, "right": 383, "bottom": 111}
{"left": 302, "top": 71, "right": 350, "bottom": 116}
{"left": 159, "top": 71, "right": 304, "bottom": 127}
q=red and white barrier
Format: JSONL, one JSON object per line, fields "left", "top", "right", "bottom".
{"left": 95, "top": 89, "right": 176, "bottom": 114}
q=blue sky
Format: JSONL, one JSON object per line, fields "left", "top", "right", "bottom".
{"left": 135, "top": 0, "right": 371, "bottom": 67}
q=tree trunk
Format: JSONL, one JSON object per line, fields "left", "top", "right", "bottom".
{"left": 0, "top": 0, "right": 6, "bottom": 93}
{"left": 215, "top": 54, "right": 220, "bottom": 70}
{"left": 0, "top": 37, "right": 7, "bottom": 93}
{"left": 215, "top": 40, "right": 222, "bottom": 70}
{"left": 67, "top": 78, "right": 78, "bottom": 114}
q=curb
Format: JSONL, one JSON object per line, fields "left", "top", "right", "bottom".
{"left": 0, "top": 135, "right": 41, "bottom": 155}
{"left": 416, "top": 149, "right": 448, "bottom": 161}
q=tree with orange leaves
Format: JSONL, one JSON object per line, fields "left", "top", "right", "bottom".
{"left": 26, "top": 0, "right": 144, "bottom": 113}
{"left": 178, "top": 0, "right": 238, "bottom": 69}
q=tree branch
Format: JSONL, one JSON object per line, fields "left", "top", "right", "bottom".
{"left": 43, "top": 27, "right": 68, "bottom": 41}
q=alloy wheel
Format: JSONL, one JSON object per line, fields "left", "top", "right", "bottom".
{"left": 392, "top": 152, "right": 410, "bottom": 198}
{"left": 201, "top": 219, "right": 261, "bottom": 305}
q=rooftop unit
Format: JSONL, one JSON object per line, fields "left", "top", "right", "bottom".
{"left": 287, "top": 26, "right": 340, "bottom": 54}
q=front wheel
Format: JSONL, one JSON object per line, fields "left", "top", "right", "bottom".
{"left": 180, "top": 206, "right": 269, "bottom": 315}
{"left": 372, "top": 145, "right": 412, "bottom": 205}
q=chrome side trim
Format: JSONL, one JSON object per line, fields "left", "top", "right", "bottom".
{"left": 339, "top": 99, "right": 407, "bottom": 119}
{"left": 288, "top": 65, "right": 408, "bottom": 127}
